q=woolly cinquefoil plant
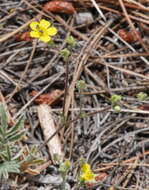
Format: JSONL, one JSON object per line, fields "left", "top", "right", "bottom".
{"left": 0, "top": 103, "right": 25, "bottom": 179}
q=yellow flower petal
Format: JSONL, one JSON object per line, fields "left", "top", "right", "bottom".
{"left": 81, "top": 163, "right": 91, "bottom": 173}
{"left": 30, "top": 21, "right": 39, "bottom": 31}
{"left": 30, "top": 31, "right": 40, "bottom": 38}
{"left": 39, "top": 19, "right": 51, "bottom": 29}
{"left": 39, "top": 35, "right": 51, "bottom": 43}
{"left": 80, "top": 171, "right": 95, "bottom": 181}
{"left": 46, "top": 27, "right": 57, "bottom": 36}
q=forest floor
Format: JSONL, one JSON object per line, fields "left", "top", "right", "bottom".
{"left": 0, "top": 0, "right": 149, "bottom": 189}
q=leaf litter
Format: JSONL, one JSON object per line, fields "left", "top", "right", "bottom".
{"left": 0, "top": 0, "right": 149, "bottom": 189}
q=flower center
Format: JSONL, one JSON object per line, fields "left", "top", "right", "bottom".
{"left": 36, "top": 25, "right": 46, "bottom": 36}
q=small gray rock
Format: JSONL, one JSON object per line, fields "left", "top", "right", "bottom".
{"left": 39, "top": 174, "right": 63, "bottom": 186}
{"left": 75, "top": 12, "right": 93, "bottom": 25}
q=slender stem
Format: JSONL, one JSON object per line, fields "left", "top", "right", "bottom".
{"left": 79, "top": 89, "right": 83, "bottom": 116}
{"left": 60, "top": 176, "right": 66, "bottom": 190}
{"left": 63, "top": 59, "right": 69, "bottom": 115}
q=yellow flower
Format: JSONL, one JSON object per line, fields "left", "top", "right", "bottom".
{"left": 80, "top": 162, "right": 95, "bottom": 182}
{"left": 80, "top": 170, "right": 95, "bottom": 181}
{"left": 29, "top": 19, "right": 57, "bottom": 43}
{"left": 81, "top": 163, "right": 91, "bottom": 173}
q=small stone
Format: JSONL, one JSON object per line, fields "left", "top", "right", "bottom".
{"left": 75, "top": 12, "right": 93, "bottom": 25}
{"left": 39, "top": 174, "right": 63, "bottom": 185}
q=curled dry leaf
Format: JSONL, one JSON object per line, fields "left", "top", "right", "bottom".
{"left": 118, "top": 29, "right": 141, "bottom": 43}
{"left": 15, "top": 31, "right": 32, "bottom": 41}
{"left": 22, "top": 161, "right": 51, "bottom": 175}
{"left": 43, "top": 0, "right": 75, "bottom": 14}
{"left": 20, "top": 148, "right": 47, "bottom": 175}
{"left": 31, "top": 90, "right": 63, "bottom": 105}
{"left": 21, "top": 161, "right": 41, "bottom": 175}
{"left": 23, "top": 168, "right": 40, "bottom": 175}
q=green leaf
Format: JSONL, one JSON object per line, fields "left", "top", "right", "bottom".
{"left": 59, "top": 160, "right": 71, "bottom": 175}
{"left": 60, "top": 48, "right": 70, "bottom": 61}
{"left": 7, "top": 131, "right": 25, "bottom": 143}
{"left": 0, "top": 160, "right": 20, "bottom": 179}
{"left": 0, "top": 152, "right": 8, "bottom": 161}
{"left": 66, "top": 35, "right": 76, "bottom": 48}
{"left": 0, "top": 135, "right": 4, "bottom": 142}
{"left": 7, "top": 116, "right": 24, "bottom": 137}
{"left": 113, "top": 105, "right": 121, "bottom": 112}
{"left": 6, "top": 145, "right": 11, "bottom": 161}
{"left": 136, "top": 92, "right": 147, "bottom": 101}
{"left": 0, "top": 125, "right": 4, "bottom": 137}
{"left": 110, "top": 94, "right": 122, "bottom": 105}
{"left": 0, "top": 104, "right": 8, "bottom": 135}
{"left": 76, "top": 80, "right": 86, "bottom": 90}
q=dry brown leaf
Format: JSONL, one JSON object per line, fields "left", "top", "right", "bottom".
{"left": 31, "top": 90, "right": 63, "bottom": 105}
{"left": 43, "top": 0, "right": 75, "bottom": 14}
{"left": 22, "top": 160, "right": 51, "bottom": 175}
{"left": 138, "top": 104, "right": 149, "bottom": 110}
{"left": 15, "top": 31, "right": 32, "bottom": 41}
{"left": 118, "top": 29, "right": 141, "bottom": 43}
{"left": 24, "top": 168, "right": 40, "bottom": 175}
{"left": 34, "top": 160, "right": 51, "bottom": 173}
